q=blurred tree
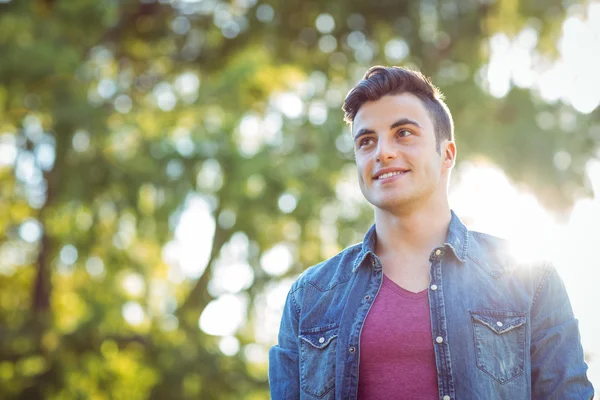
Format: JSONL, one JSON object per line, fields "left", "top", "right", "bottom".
{"left": 0, "top": 0, "right": 597, "bottom": 398}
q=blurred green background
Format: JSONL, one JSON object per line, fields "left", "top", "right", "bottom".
{"left": 1, "top": 0, "right": 600, "bottom": 398}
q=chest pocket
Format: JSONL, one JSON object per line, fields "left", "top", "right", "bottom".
{"left": 299, "top": 323, "right": 338, "bottom": 398}
{"left": 470, "top": 309, "right": 527, "bottom": 384}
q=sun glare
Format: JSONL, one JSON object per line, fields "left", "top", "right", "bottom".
{"left": 450, "top": 160, "right": 600, "bottom": 390}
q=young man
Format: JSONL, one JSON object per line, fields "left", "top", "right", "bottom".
{"left": 268, "top": 66, "right": 594, "bottom": 399}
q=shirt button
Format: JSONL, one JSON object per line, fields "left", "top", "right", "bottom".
{"left": 349, "top": 346, "right": 356, "bottom": 353}
{"left": 435, "top": 249, "right": 442, "bottom": 256}
{"left": 435, "top": 336, "right": 444, "bottom": 344}
{"left": 430, "top": 284, "right": 438, "bottom": 291}
{"left": 443, "top": 396, "right": 451, "bottom": 400}
{"left": 364, "top": 295, "right": 371, "bottom": 301}
{"left": 496, "top": 321, "right": 503, "bottom": 327}
{"left": 319, "top": 337, "right": 325, "bottom": 344}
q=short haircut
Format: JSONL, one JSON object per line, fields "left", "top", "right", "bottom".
{"left": 342, "top": 66, "right": 454, "bottom": 150}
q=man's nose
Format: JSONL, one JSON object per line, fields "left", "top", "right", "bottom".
{"left": 375, "top": 137, "right": 397, "bottom": 162}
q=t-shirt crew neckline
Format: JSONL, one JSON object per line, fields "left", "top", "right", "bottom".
{"left": 382, "top": 274, "right": 429, "bottom": 299}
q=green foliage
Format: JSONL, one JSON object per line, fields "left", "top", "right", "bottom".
{"left": 0, "top": 0, "right": 597, "bottom": 398}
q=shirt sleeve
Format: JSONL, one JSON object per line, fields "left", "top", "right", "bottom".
{"left": 268, "top": 287, "right": 301, "bottom": 400}
{"left": 530, "top": 264, "right": 595, "bottom": 399}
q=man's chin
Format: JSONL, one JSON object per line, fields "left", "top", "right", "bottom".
{"left": 367, "top": 195, "right": 412, "bottom": 211}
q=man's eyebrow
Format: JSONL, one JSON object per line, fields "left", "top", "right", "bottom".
{"left": 390, "top": 118, "right": 421, "bottom": 130}
{"left": 353, "top": 128, "right": 375, "bottom": 141}
{"left": 353, "top": 118, "right": 421, "bottom": 141}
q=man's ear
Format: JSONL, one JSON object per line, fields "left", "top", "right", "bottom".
{"left": 442, "top": 140, "right": 456, "bottom": 169}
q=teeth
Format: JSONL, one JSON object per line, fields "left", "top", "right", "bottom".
{"left": 378, "top": 171, "right": 404, "bottom": 179}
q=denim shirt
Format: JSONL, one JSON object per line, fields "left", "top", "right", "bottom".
{"left": 268, "top": 211, "right": 594, "bottom": 399}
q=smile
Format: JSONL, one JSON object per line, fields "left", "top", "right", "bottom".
{"left": 375, "top": 170, "right": 408, "bottom": 180}
{"left": 378, "top": 171, "right": 403, "bottom": 179}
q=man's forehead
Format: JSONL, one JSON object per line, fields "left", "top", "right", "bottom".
{"left": 352, "top": 93, "right": 431, "bottom": 134}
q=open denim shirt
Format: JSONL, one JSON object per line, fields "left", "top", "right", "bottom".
{"left": 269, "top": 211, "right": 594, "bottom": 399}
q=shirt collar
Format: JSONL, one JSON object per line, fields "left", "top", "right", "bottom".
{"left": 444, "top": 210, "right": 468, "bottom": 263}
{"left": 352, "top": 223, "right": 377, "bottom": 273}
{"left": 353, "top": 210, "right": 469, "bottom": 273}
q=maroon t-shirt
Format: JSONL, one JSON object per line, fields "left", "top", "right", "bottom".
{"left": 358, "top": 274, "right": 439, "bottom": 399}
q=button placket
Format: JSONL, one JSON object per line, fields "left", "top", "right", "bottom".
{"left": 429, "top": 255, "right": 455, "bottom": 398}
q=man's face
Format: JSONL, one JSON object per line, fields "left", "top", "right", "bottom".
{"left": 352, "top": 93, "right": 454, "bottom": 212}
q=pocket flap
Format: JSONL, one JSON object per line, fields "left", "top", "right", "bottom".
{"left": 470, "top": 310, "right": 526, "bottom": 334}
{"left": 299, "top": 324, "right": 338, "bottom": 349}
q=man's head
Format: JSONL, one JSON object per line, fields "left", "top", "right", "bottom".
{"left": 343, "top": 66, "right": 454, "bottom": 153}
{"left": 342, "top": 66, "right": 456, "bottom": 213}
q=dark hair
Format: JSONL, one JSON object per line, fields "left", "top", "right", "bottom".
{"left": 342, "top": 66, "right": 454, "bottom": 150}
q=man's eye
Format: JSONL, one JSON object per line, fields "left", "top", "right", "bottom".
{"left": 359, "top": 138, "right": 374, "bottom": 147}
{"left": 397, "top": 130, "right": 412, "bottom": 138}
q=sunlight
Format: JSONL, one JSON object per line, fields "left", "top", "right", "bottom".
{"left": 237, "top": 111, "right": 283, "bottom": 157}
{"left": 450, "top": 162, "right": 560, "bottom": 263}
{"left": 450, "top": 160, "right": 600, "bottom": 390}
{"left": 260, "top": 243, "right": 293, "bottom": 276}
{"left": 484, "top": 1, "right": 600, "bottom": 114}
{"left": 121, "top": 272, "right": 145, "bottom": 298}
{"left": 199, "top": 293, "right": 248, "bottom": 336}
{"left": 122, "top": 301, "right": 145, "bottom": 326}
{"left": 162, "top": 194, "right": 215, "bottom": 280}
{"left": 18, "top": 219, "right": 43, "bottom": 243}
{"left": 219, "top": 335, "right": 240, "bottom": 356}
{"left": 0, "top": 133, "right": 17, "bottom": 167}
{"left": 273, "top": 92, "right": 304, "bottom": 119}
{"left": 209, "top": 232, "right": 255, "bottom": 295}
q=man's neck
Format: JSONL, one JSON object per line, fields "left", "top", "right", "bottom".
{"left": 374, "top": 203, "right": 452, "bottom": 260}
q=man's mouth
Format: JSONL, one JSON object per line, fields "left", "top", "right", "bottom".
{"left": 375, "top": 170, "right": 408, "bottom": 180}
{"left": 377, "top": 171, "right": 403, "bottom": 180}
